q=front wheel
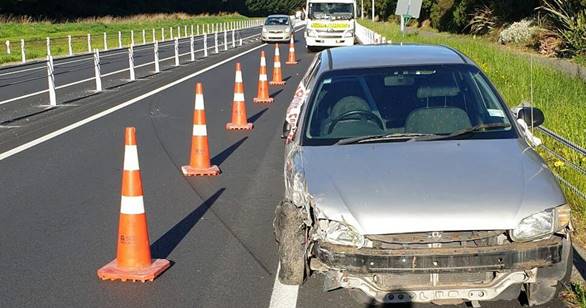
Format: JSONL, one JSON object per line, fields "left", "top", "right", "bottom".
{"left": 274, "top": 201, "right": 306, "bottom": 285}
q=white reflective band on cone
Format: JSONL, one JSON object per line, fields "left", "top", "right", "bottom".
{"left": 120, "top": 196, "right": 145, "bottom": 214}
{"left": 192, "top": 124, "right": 207, "bottom": 136}
{"left": 195, "top": 94, "right": 205, "bottom": 110}
{"left": 235, "top": 71, "right": 243, "bottom": 82}
{"left": 259, "top": 74, "right": 268, "bottom": 81}
{"left": 123, "top": 145, "right": 140, "bottom": 170}
{"left": 233, "top": 93, "right": 245, "bottom": 102}
{"left": 274, "top": 62, "right": 281, "bottom": 68}
{"left": 261, "top": 57, "right": 266, "bottom": 66}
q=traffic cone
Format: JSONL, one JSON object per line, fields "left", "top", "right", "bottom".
{"left": 97, "top": 127, "right": 170, "bottom": 282}
{"left": 253, "top": 50, "right": 273, "bottom": 103}
{"left": 182, "top": 83, "right": 221, "bottom": 176}
{"left": 286, "top": 37, "right": 298, "bottom": 65}
{"left": 226, "top": 63, "right": 254, "bottom": 130}
{"left": 270, "top": 44, "right": 286, "bottom": 86}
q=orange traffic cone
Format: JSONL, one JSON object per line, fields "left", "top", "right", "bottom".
{"left": 97, "top": 127, "right": 170, "bottom": 282}
{"left": 270, "top": 43, "right": 286, "bottom": 86}
{"left": 226, "top": 63, "right": 253, "bottom": 130}
{"left": 253, "top": 50, "right": 273, "bottom": 103}
{"left": 286, "top": 37, "right": 298, "bottom": 65}
{"left": 182, "top": 83, "right": 221, "bottom": 176}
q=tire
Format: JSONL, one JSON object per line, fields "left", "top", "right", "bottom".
{"left": 274, "top": 201, "right": 306, "bottom": 285}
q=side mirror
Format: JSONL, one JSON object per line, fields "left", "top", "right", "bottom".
{"left": 517, "top": 107, "right": 544, "bottom": 127}
{"left": 281, "top": 121, "right": 291, "bottom": 139}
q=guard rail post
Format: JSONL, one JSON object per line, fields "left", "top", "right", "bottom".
{"left": 118, "top": 31, "right": 122, "bottom": 48}
{"left": 214, "top": 32, "right": 219, "bottom": 54}
{"left": 103, "top": 32, "right": 108, "bottom": 50}
{"left": 21, "top": 39, "right": 26, "bottom": 63}
{"left": 190, "top": 34, "right": 195, "bottom": 62}
{"left": 46, "top": 37, "right": 51, "bottom": 56}
{"left": 47, "top": 55, "right": 57, "bottom": 106}
{"left": 68, "top": 35, "right": 73, "bottom": 56}
{"left": 154, "top": 40, "right": 160, "bottom": 73}
{"left": 203, "top": 34, "right": 208, "bottom": 57}
{"left": 131, "top": 30, "right": 134, "bottom": 46}
{"left": 174, "top": 37, "right": 179, "bottom": 66}
{"left": 128, "top": 45, "right": 135, "bottom": 81}
{"left": 87, "top": 33, "right": 92, "bottom": 53}
{"left": 224, "top": 30, "right": 228, "bottom": 51}
{"left": 142, "top": 29, "right": 146, "bottom": 45}
{"left": 232, "top": 29, "right": 235, "bottom": 48}
{"left": 93, "top": 49, "right": 102, "bottom": 92}
{"left": 5, "top": 40, "right": 10, "bottom": 54}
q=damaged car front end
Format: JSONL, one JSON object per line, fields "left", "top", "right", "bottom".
{"left": 274, "top": 45, "right": 573, "bottom": 306}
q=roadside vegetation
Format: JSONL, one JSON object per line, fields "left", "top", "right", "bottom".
{"left": 0, "top": 13, "right": 251, "bottom": 65}
{"left": 562, "top": 282, "right": 586, "bottom": 308}
{"left": 360, "top": 19, "right": 586, "bottom": 242}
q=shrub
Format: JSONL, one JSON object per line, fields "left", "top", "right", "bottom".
{"left": 498, "top": 19, "right": 538, "bottom": 44}
{"left": 539, "top": 0, "right": 586, "bottom": 57}
{"left": 466, "top": 5, "right": 497, "bottom": 35}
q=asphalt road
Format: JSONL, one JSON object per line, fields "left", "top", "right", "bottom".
{"left": 0, "top": 29, "right": 566, "bottom": 307}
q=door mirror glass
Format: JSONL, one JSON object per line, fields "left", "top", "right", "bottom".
{"left": 281, "top": 121, "right": 291, "bottom": 139}
{"left": 517, "top": 107, "right": 545, "bottom": 127}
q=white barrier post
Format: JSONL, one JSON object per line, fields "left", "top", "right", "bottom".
{"left": 93, "top": 49, "right": 102, "bottom": 92}
{"left": 191, "top": 24, "right": 194, "bottom": 37}
{"left": 190, "top": 34, "right": 195, "bottom": 62}
{"left": 174, "top": 37, "right": 179, "bottom": 66}
{"left": 184, "top": 25, "right": 188, "bottom": 37}
{"left": 152, "top": 28, "right": 156, "bottom": 43}
{"left": 46, "top": 37, "right": 51, "bottom": 56}
{"left": 131, "top": 30, "right": 134, "bottom": 46}
{"left": 87, "top": 33, "right": 92, "bottom": 53}
{"left": 103, "top": 32, "right": 108, "bottom": 50}
{"left": 224, "top": 30, "right": 228, "bottom": 51}
{"left": 170, "top": 27, "right": 173, "bottom": 39}
{"left": 196, "top": 24, "right": 199, "bottom": 36}
{"left": 5, "top": 40, "right": 9, "bottom": 54}
{"left": 232, "top": 29, "right": 235, "bottom": 48}
{"left": 68, "top": 35, "right": 72, "bottom": 55}
{"left": 154, "top": 40, "right": 160, "bottom": 73}
{"left": 206, "top": 24, "right": 210, "bottom": 34}
{"left": 47, "top": 55, "right": 57, "bottom": 106}
{"left": 177, "top": 26, "right": 181, "bottom": 38}
{"left": 142, "top": 29, "right": 146, "bottom": 45}
{"left": 118, "top": 31, "right": 122, "bottom": 48}
{"left": 128, "top": 45, "right": 135, "bottom": 81}
{"left": 161, "top": 28, "right": 165, "bottom": 41}
{"left": 21, "top": 39, "right": 26, "bottom": 63}
{"left": 214, "top": 32, "right": 219, "bottom": 54}
{"left": 203, "top": 33, "right": 208, "bottom": 57}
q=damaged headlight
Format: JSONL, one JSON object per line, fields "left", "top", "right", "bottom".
{"left": 317, "top": 220, "right": 371, "bottom": 248}
{"left": 510, "top": 204, "right": 571, "bottom": 242}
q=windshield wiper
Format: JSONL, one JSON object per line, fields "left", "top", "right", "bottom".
{"left": 414, "top": 123, "right": 512, "bottom": 142}
{"left": 336, "top": 133, "right": 436, "bottom": 145}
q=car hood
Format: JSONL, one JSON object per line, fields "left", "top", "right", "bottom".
{"left": 300, "top": 139, "right": 565, "bottom": 235}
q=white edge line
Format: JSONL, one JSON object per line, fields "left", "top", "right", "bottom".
{"left": 268, "top": 264, "right": 299, "bottom": 308}
{"left": 0, "top": 41, "right": 268, "bottom": 161}
{"left": 0, "top": 32, "right": 263, "bottom": 106}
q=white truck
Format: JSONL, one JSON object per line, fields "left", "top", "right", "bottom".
{"left": 304, "top": 0, "right": 357, "bottom": 51}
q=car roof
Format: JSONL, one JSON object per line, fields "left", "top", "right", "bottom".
{"left": 320, "top": 44, "right": 473, "bottom": 71}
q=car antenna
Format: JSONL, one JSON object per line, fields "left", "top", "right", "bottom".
{"left": 530, "top": 54, "right": 535, "bottom": 135}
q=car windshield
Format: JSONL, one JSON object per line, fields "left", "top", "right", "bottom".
{"left": 309, "top": 3, "right": 354, "bottom": 20}
{"left": 303, "top": 64, "right": 515, "bottom": 145}
{"left": 265, "top": 17, "right": 289, "bottom": 25}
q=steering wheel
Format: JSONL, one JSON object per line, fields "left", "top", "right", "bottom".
{"left": 327, "top": 110, "right": 384, "bottom": 134}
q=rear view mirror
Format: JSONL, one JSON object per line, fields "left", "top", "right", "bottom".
{"left": 517, "top": 107, "right": 545, "bottom": 127}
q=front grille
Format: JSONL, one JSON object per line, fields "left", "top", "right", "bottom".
{"left": 374, "top": 272, "right": 494, "bottom": 289}
{"left": 367, "top": 231, "right": 507, "bottom": 249}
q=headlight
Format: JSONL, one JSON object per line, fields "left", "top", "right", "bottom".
{"left": 306, "top": 29, "right": 317, "bottom": 37}
{"left": 344, "top": 30, "right": 354, "bottom": 37}
{"left": 317, "top": 220, "right": 371, "bottom": 248}
{"left": 262, "top": 28, "right": 268, "bottom": 33}
{"left": 510, "top": 204, "right": 571, "bottom": 242}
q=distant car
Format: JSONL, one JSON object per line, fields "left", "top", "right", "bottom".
{"left": 261, "top": 15, "right": 294, "bottom": 43}
{"left": 275, "top": 44, "right": 572, "bottom": 306}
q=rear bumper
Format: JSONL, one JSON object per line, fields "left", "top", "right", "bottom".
{"left": 314, "top": 238, "right": 563, "bottom": 273}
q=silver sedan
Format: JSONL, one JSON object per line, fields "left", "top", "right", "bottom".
{"left": 261, "top": 15, "right": 294, "bottom": 43}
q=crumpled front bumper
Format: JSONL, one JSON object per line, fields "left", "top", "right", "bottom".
{"left": 312, "top": 237, "right": 566, "bottom": 303}
{"left": 313, "top": 238, "right": 563, "bottom": 274}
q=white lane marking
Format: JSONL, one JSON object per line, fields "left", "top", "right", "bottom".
{"left": 0, "top": 42, "right": 268, "bottom": 161}
{"left": 268, "top": 264, "right": 299, "bottom": 308}
{"left": 0, "top": 32, "right": 262, "bottom": 106}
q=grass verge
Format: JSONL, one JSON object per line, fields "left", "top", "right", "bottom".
{"left": 360, "top": 20, "right": 586, "bottom": 245}
{"left": 0, "top": 13, "right": 252, "bottom": 65}
{"left": 561, "top": 282, "right": 586, "bottom": 308}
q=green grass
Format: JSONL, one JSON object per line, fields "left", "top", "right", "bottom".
{"left": 562, "top": 282, "right": 586, "bottom": 308}
{"left": 361, "top": 20, "right": 586, "bottom": 244}
{"left": 0, "top": 13, "right": 254, "bottom": 65}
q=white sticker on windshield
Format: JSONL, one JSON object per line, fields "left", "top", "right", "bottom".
{"left": 488, "top": 109, "right": 505, "bottom": 117}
